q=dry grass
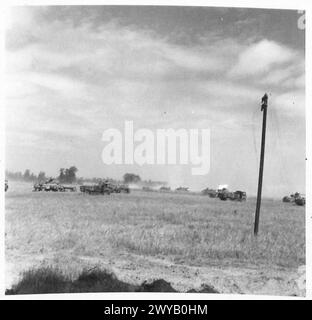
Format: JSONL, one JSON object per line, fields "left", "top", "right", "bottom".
{"left": 5, "top": 183, "right": 305, "bottom": 274}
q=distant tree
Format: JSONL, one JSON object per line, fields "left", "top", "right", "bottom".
{"left": 38, "top": 171, "right": 46, "bottom": 182}
{"left": 59, "top": 168, "right": 65, "bottom": 183}
{"left": 67, "top": 166, "right": 78, "bottom": 183}
{"left": 23, "top": 169, "right": 31, "bottom": 181}
{"left": 123, "top": 173, "right": 141, "bottom": 184}
{"left": 58, "top": 166, "right": 78, "bottom": 183}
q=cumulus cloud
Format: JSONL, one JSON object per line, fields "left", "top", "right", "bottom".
{"left": 229, "top": 39, "right": 296, "bottom": 77}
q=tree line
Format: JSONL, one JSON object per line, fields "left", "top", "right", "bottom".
{"left": 5, "top": 169, "right": 164, "bottom": 186}
{"left": 5, "top": 166, "right": 78, "bottom": 184}
{"left": 5, "top": 169, "right": 47, "bottom": 182}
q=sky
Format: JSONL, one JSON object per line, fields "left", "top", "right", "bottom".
{"left": 5, "top": 6, "right": 305, "bottom": 196}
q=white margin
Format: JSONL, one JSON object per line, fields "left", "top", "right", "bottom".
{"left": 0, "top": 0, "right": 310, "bottom": 301}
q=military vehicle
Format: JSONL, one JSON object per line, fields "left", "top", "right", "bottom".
{"left": 118, "top": 184, "right": 130, "bottom": 193}
{"left": 160, "top": 186, "right": 171, "bottom": 192}
{"left": 217, "top": 188, "right": 246, "bottom": 201}
{"left": 105, "top": 183, "right": 119, "bottom": 193}
{"left": 201, "top": 188, "right": 217, "bottom": 198}
{"left": 33, "top": 183, "right": 44, "bottom": 191}
{"left": 62, "top": 185, "right": 77, "bottom": 192}
{"left": 33, "top": 180, "right": 58, "bottom": 192}
{"left": 175, "top": 187, "right": 189, "bottom": 192}
{"left": 282, "top": 193, "right": 299, "bottom": 203}
{"left": 33, "top": 178, "right": 75, "bottom": 192}
{"left": 233, "top": 190, "right": 247, "bottom": 201}
{"left": 80, "top": 181, "right": 112, "bottom": 195}
{"left": 283, "top": 192, "right": 305, "bottom": 206}
{"left": 105, "top": 183, "right": 130, "bottom": 193}
{"left": 79, "top": 185, "right": 89, "bottom": 193}
{"left": 282, "top": 196, "right": 292, "bottom": 202}
{"left": 295, "top": 196, "right": 305, "bottom": 206}
{"left": 217, "top": 188, "right": 232, "bottom": 200}
{"left": 44, "top": 183, "right": 62, "bottom": 192}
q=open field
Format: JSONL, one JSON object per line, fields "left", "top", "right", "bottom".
{"left": 5, "top": 182, "right": 305, "bottom": 295}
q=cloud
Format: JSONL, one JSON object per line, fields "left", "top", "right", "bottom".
{"left": 162, "top": 44, "right": 225, "bottom": 72}
{"left": 229, "top": 39, "right": 296, "bottom": 77}
{"left": 258, "top": 56, "right": 304, "bottom": 90}
{"left": 6, "top": 72, "right": 87, "bottom": 99}
{"left": 271, "top": 91, "right": 305, "bottom": 116}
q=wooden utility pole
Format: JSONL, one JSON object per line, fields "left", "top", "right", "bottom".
{"left": 254, "top": 93, "right": 268, "bottom": 236}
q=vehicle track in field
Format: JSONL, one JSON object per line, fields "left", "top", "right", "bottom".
{"left": 63, "top": 252, "right": 306, "bottom": 296}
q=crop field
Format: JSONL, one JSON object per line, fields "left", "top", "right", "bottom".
{"left": 5, "top": 182, "right": 305, "bottom": 295}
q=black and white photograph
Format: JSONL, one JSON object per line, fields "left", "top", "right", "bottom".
{"left": 1, "top": 1, "right": 309, "bottom": 298}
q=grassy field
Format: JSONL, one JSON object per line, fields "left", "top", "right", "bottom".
{"left": 5, "top": 182, "right": 305, "bottom": 294}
